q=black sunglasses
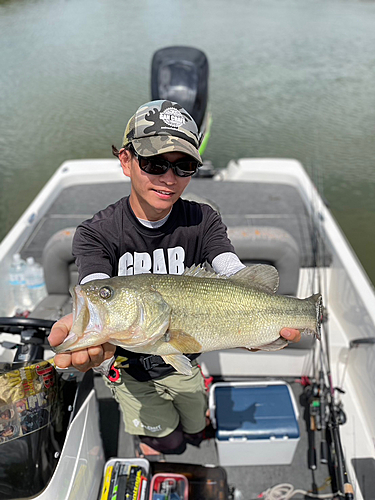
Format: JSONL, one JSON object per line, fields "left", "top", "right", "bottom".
{"left": 133, "top": 151, "right": 200, "bottom": 177}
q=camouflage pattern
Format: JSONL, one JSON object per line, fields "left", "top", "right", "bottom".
{"left": 122, "top": 100, "right": 202, "bottom": 163}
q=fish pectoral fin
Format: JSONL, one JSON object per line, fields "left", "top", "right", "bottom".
{"left": 161, "top": 354, "right": 193, "bottom": 375}
{"left": 254, "top": 337, "right": 289, "bottom": 351}
{"left": 140, "top": 290, "right": 171, "bottom": 343}
{"left": 167, "top": 330, "right": 202, "bottom": 353}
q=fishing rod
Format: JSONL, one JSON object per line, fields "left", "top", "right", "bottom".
{"left": 308, "top": 162, "right": 355, "bottom": 499}
{"left": 318, "top": 349, "right": 328, "bottom": 466}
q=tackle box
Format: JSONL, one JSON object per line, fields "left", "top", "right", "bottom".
{"left": 209, "top": 380, "right": 300, "bottom": 466}
{"left": 99, "top": 458, "right": 150, "bottom": 500}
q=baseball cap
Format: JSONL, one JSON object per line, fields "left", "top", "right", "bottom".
{"left": 122, "top": 100, "right": 202, "bottom": 163}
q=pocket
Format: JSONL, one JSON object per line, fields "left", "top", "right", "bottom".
{"left": 103, "top": 377, "right": 120, "bottom": 401}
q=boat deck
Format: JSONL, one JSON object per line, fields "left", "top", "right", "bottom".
{"left": 95, "top": 375, "right": 330, "bottom": 498}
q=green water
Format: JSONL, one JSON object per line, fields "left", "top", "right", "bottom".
{"left": 1, "top": 0, "right": 375, "bottom": 283}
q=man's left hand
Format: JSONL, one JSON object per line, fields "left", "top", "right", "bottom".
{"left": 280, "top": 328, "right": 301, "bottom": 343}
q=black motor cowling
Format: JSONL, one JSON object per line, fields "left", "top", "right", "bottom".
{"left": 151, "top": 46, "right": 209, "bottom": 130}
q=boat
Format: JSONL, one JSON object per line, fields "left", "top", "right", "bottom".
{"left": 0, "top": 46, "right": 374, "bottom": 500}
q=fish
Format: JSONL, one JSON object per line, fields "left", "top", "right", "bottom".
{"left": 53, "top": 265, "right": 322, "bottom": 375}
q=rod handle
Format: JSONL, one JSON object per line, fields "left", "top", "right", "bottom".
{"left": 320, "top": 440, "right": 328, "bottom": 464}
{"left": 308, "top": 445, "right": 317, "bottom": 470}
{"left": 344, "top": 482, "right": 354, "bottom": 500}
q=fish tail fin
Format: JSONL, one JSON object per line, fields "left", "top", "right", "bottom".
{"left": 307, "top": 293, "right": 323, "bottom": 340}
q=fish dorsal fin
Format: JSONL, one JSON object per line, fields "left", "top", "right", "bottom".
{"left": 229, "top": 264, "right": 279, "bottom": 293}
{"left": 183, "top": 264, "right": 227, "bottom": 279}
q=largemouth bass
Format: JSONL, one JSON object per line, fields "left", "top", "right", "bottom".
{"left": 53, "top": 265, "right": 322, "bottom": 374}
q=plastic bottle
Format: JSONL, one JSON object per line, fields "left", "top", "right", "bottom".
{"left": 8, "top": 253, "right": 31, "bottom": 314}
{"left": 25, "top": 257, "right": 47, "bottom": 310}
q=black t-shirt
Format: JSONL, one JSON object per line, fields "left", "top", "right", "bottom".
{"left": 73, "top": 196, "right": 235, "bottom": 380}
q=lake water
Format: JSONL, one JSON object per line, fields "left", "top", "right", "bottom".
{"left": 1, "top": 0, "right": 375, "bottom": 284}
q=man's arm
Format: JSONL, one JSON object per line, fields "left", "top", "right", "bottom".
{"left": 73, "top": 222, "right": 115, "bottom": 285}
{"left": 55, "top": 220, "right": 116, "bottom": 370}
{"left": 49, "top": 314, "right": 116, "bottom": 371}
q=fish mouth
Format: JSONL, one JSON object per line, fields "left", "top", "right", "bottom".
{"left": 53, "top": 285, "right": 104, "bottom": 353}
{"left": 72, "top": 285, "right": 91, "bottom": 329}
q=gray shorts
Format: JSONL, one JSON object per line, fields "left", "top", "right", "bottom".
{"left": 104, "top": 360, "right": 208, "bottom": 438}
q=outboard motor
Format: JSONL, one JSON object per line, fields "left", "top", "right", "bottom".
{"left": 151, "top": 46, "right": 210, "bottom": 142}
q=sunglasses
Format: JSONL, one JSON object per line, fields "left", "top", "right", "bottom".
{"left": 134, "top": 151, "right": 200, "bottom": 177}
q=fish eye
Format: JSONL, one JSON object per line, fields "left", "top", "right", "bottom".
{"left": 99, "top": 286, "right": 113, "bottom": 299}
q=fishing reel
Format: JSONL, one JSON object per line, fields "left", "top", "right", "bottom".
{"left": 330, "top": 399, "right": 347, "bottom": 426}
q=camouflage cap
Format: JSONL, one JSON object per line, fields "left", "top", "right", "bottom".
{"left": 122, "top": 100, "right": 202, "bottom": 163}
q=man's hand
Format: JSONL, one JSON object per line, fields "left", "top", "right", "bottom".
{"left": 280, "top": 328, "right": 301, "bottom": 343}
{"left": 48, "top": 313, "right": 116, "bottom": 372}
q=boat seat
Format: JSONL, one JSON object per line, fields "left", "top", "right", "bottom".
{"left": 30, "top": 294, "right": 73, "bottom": 321}
{"left": 43, "top": 227, "right": 78, "bottom": 295}
{"left": 30, "top": 228, "right": 77, "bottom": 320}
{"left": 40, "top": 224, "right": 300, "bottom": 295}
{"left": 227, "top": 226, "right": 300, "bottom": 296}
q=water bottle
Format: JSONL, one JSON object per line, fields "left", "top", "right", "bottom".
{"left": 25, "top": 257, "right": 47, "bottom": 310}
{"left": 8, "top": 253, "right": 31, "bottom": 314}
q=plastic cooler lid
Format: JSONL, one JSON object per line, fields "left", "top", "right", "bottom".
{"left": 214, "top": 383, "right": 299, "bottom": 441}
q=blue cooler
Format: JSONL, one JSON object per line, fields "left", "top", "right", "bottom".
{"left": 209, "top": 381, "right": 300, "bottom": 466}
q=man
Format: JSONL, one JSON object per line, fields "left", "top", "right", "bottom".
{"left": 49, "top": 100, "right": 300, "bottom": 457}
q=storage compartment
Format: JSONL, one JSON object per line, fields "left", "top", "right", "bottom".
{"left": 99, "top": 458, "right": 149, "bottom": 500}
{"left": 209, "top": 381, "right": 300, "bottom": 466}
{"left": 149, "top": 473, "right": 188, "bottom": 499}
{"left": 150, "top": 463, "right": 229, "bottom": 500}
